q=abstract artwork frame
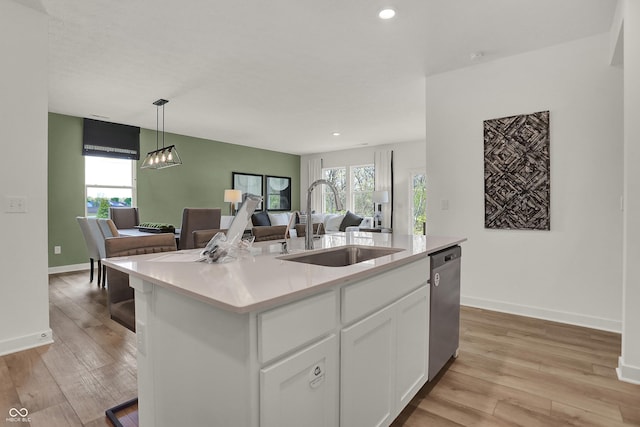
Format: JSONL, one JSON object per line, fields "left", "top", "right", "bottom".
{"left": 265, "top": 175, "right": 292, "bottom": 211}
{"left": 232, "top": 172, "right": 264, "bottom": 211}
{"left": 484, "top": 110, "right": 550, "bottom": 230}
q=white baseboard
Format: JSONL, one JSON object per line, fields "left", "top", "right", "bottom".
{"left": 0, "top": 329, "right": 54, "bottom": 357}
{"left": 48, "top": 263, "right": 90, "bottom": 275}
{"left": 461, "top": 295, "right": 622, "bottom": 333}
{"left": 617, "top": 357, "right": 640, "bottom": 385}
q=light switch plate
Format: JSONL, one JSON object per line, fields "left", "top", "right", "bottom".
{"left": 5, "top": 196, "right": 27, "bottom": 213}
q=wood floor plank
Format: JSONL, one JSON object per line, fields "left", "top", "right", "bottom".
{"left": 550, "top": 401, "right": 630, "bottom": 427}
{"left": 28, "top": 401, "right": 83, "bottom": 427}
{"left": 416, "top": 395, "right": 516, "bottom": 426}
{"left": 57, "top": 370, "right": 119, "bottom": 425}
{"left": 431, "top": 370, "right": 551, "bottom": 416}
{"left": 450, "top": 352, "right": 626, "bottom": 422}
{"left": 48, "top": 305, "right": 115, "bottom": 371}
{"left": 4, "top": 348, "right": 68, "bottom": 414}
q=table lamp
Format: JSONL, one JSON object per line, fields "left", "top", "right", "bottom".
{"left": 372, "top": 190, "right": 389, "bottom": 228}
{"left": 224, "top": 189, "right": 243, "bottom": 215}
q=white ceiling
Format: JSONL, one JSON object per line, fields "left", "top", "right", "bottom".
{"left": 32, "top": 0, "right": 617, "bottom": 155}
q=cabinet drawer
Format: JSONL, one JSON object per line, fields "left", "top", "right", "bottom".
{"left": 259, "top": 290, "right": 337, "bottom": 363}
{"left": 342, "top": 258, "right": 429, "bottom": 324}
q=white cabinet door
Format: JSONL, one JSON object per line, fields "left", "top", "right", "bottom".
{"left": 395, "top": 286, "right": 429, "bottom": 408}
{"left": 341, "top": 304, "right": 396, "bottom": 427}
{"left": 260, "top": 334, "right": 338, "bottom": 427}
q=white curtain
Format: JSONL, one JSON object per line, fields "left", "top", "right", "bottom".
{"left": 374, "top": 150, "right": 393, "bottom": 229}
{"left": 308, "top": 158, "right": 323, "bottom": 213}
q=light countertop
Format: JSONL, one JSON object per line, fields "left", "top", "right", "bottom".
{"left": 103, "top": 233, "right": 466, "bottom": 313}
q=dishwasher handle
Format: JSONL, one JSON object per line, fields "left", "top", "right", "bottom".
{"left": 430, "top": 246, "right": 461, "bottom": 270}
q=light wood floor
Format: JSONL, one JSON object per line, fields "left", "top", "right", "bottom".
{"left": 1, "top": 271, "right": 639, "bottom": 427}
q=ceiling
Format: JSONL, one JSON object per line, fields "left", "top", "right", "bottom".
{"left": 29, "top": 0, "right": 617, "bottom": 155}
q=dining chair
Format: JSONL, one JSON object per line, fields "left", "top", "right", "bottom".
{"left": 98, "top": 218, "right": 119, "bottom": 239}
{"left": 193, "top": 228, "right": 227, "bottom": 249}
{"left": 109, "top": 207, "right": 140, "bottom": 229}
{"left": 87, "top": 217, "right": 107, "bottom": 288}
{"left": 178, "top": 208, "right": 222, "bottom": 250}
{"left": 76, "top": 216, "right": 102, "bottom": 284}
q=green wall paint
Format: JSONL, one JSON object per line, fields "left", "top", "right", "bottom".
{"left": 48, "top": 113, "right": 87, "bottom": 267}
{"left": 48, "top": 113, "right": 301, "bottom": 268}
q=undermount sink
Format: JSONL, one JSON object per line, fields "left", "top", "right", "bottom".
{"left": 279, "top": 245, "right": 404, "bottom": 267}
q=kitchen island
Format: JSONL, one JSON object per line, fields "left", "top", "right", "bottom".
{"left": 104, "top": 232, "right": 465, "bottom": 427}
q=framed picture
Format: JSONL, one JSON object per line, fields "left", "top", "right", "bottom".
{"left": 265, "top": 175, "right": 291, "bottom": 211}
{"left": 232, "top": 172, "right": 264, "bottom": 211}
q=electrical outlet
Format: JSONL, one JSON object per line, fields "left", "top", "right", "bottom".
{"left": 54, "top": 246, "right": 62, "bottom": 255}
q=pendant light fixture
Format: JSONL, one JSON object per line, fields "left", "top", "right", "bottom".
{"left": 141, "top": 99, "right": 182, "bottom": 169}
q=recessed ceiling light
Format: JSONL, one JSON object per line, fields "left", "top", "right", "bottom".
{"left": 470, "top": 52, "right": 484, "bottom": 61}
{"left": 332, "top": 132, "right": 341, "bottom": 136}
{"left": 378, "top": 8, "right": 396, "bottom": 20}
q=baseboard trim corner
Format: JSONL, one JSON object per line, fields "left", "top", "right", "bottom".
{"left": 0, "top": 329, "right": 54, "bottom": 357}
{"left": 617, "top": 357, "right": 640, "bottom": 385}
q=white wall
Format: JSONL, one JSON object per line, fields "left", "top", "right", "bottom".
{"left": 300, "top": 140, "right": 426, "bottom": 235}
{"left": 620, "top": 0, "right": 640, "bottom": 384}
{"left": 426, "top": 34, "right": 624, "bottom": 331}
{"left": 0, "top": 1, "right": 52, "bottom": 355}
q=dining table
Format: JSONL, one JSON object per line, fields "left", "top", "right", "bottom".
{"left": 118, "top": 228, "right": 181, "bottom": 245}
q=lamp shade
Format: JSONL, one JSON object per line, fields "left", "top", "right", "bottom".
{"left": 372, "top": 190, "right": 389, "bottom": 204}
{"left": 224, "top": 189, "right": 243, "bottom": 203}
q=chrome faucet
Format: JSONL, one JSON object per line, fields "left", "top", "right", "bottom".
{"left": 306, "top": 179, "right": 343, "bottom": 250}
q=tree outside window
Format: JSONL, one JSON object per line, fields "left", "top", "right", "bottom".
{"left": 322, "top": 167, "right": 346, "bottom": 213}
{"left": 411, "top": 172, "right": 426, "bottom": 234}
{"left": 322, "top": 165, "right": 375, "bottom": 216}
{"left": 351, "top": 165, "right": 375, "bottom": 217}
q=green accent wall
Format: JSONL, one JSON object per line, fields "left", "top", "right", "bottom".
{"left": 48, "top": 113, "right": 301, "bottom": 268}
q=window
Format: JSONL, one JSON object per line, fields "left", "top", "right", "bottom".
{"left": 410, "top": 171, "right": 426, "bottom": 235}
{"left": 322, "top": 167, "right": 346, "bottom": 213}
{"left": 322, "top": 164, "right": 374, "bottom": 216}
{"left": 85, "top": 156, "right": 136, "bottom": 217}
{"left": 351, "top": 165, "right": 375, "bottom": 217}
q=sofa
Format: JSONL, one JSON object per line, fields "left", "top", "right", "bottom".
{"left": 250, "top": 211, "right": 371, "bottom": 242}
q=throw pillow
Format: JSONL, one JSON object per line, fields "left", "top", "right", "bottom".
{"left": 324, "top": 214, "right": 345, "bottom": 232}
{"left": 268, "top": 212, "right": 290, "bottom": 226}
{"left": 251, "top": 211, "right": 271, "bottom": 227}
{"left": 339, "top": 211, "right": 364, "bottom": 231}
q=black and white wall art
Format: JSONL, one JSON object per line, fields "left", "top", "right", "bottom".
{"left": 484, "top": 110, "right": 550, "bottom": 230}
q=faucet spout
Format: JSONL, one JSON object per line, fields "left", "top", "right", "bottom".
{"left": 306, "top": 179, "right": 342, "bottom": 250}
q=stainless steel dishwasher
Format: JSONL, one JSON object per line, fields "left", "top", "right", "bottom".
{"left": 428, "top": 245, "right": 461, "bottom": 380}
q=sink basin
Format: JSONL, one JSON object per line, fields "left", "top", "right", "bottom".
{"left": 279, "top": 245, "right": 404, "bottom": 267}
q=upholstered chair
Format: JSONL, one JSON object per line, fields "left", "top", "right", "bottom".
{"left": 109, "top": 207, "right": 140, "bottom": 229}
{"left": 87, "top": 217, "right": 108, "bottom": 287}
{"left": 178, "top": 208, "right": 222, "bottom": 250}
{"left": 104, "top": 233, "right": 177, "bottom": 331}
{"left": 76, "top": 216, "right": 102, "bottom": 284}
{"left": 98, "top": 218, "right": 119, "bottom": 239}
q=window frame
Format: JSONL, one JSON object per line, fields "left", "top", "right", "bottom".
{"left": 321, "top": 163, "right": 375, "bottom": 216}
{"left": 84, "top": 156, "right": 137, "bottom": 217}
